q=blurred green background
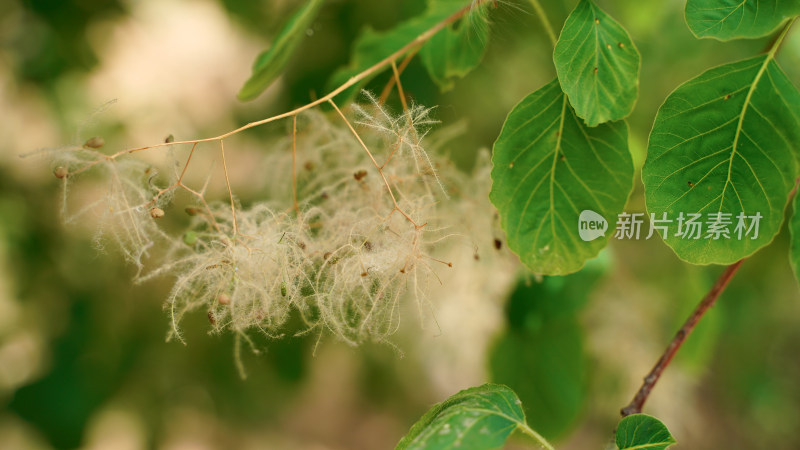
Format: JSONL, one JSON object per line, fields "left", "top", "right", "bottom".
{"left": 2, "top": 0, "right": 800, "bottom": 449}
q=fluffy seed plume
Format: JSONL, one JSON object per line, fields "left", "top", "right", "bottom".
{"left": 40, "top": 93, "right": 501, "bottom": 356}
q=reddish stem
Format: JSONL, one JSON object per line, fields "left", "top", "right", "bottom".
{"left": 620, "top": 259, "right": 744, "bottom": 416}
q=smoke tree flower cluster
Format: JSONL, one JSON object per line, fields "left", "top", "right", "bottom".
{"left": 38, "top": 93, "right": 502, "bottom": 367}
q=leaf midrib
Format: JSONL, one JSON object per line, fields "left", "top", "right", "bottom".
{"left": 622, "top": 442, "right": 675, "bottom": 450}
{"left": 409, "top": 406, "right": 523, "bottom": 445}
{"left": 695, "top": 0, "right": 748, "bottom": 35}
{"left": 545, "top": 96, "right": 569, "bottom": 255}
{"left": 718, "top": 53, "right": 773, "bottom": 212}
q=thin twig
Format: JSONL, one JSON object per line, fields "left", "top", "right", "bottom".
{"left": 219, "top": 139, "right": 239, "bottom": 238}
{"left": 292, "top": 114, "right": 299, "bottom": 213}
{"left": 380, "top": 60, "right": 414, "bottom": 170}
{"left": 620, "top": 260, "right": 745, "bottom": 416}
{"left": 620, "top": 20, "right": 797, "bottom": 417}
{"left": 379, "top": 47, "right": 420, "bottom": 104}
{"left": 380, "top": 137, "right": 403, "bottom": 170}
{"left": 65, "top": 0, "right": 488, "bottom": 259}
{"left": 103, "top": 0, "right": 488, "bottom": 157}
{"left": 391, "top": 59, "right": 410, "bottom": 113}
{"left": 327, "top": 98, "right": 424, "bottom": 229}
{"left": 178, "top": 143, "right": 198, "bottom": 183}
{"left": 182, "top": 184, "right": 222, "bottom": 234}
{"left": 67, "top": 0, "right": 488, "bottom": 250}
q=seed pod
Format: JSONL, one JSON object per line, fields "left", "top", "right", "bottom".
{"left": 84, "top": 136, "right": 105, "bottom": 149}
{"left": 150, "top": 207, "right": 165, "bottom": 219}
{"left": 353, "top": 170, "right": 367, "bottom": 181}
{"left": 53, "top": 166, "right": 68, "bottom": 179}
{"left": 185, "top": 206, "right": 200, "bottom": 216}
{"left": 217, "top": 293, "right": 231, "bottom": 305}
{"left": 183, "top": 231, "right": 197, "bottom": 246}
{"left": 280, "top": 282, "right": 287, "bottom": 297}
{"left": 322, "top": 252, "right": 339, "bottom": 265}
{"left": 207, "top": 310, "right": 216, "bottom": 325}
{"left": 165, "top": 134, "right": 175, "bottom": 143}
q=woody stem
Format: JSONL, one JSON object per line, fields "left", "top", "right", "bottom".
{"left": 620, "top": 259, "right": 744, "bottom": 416}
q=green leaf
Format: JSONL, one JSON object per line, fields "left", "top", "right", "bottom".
{"left": 490, "top": 78, "right": 633, "bottom": 275}
{"left": 419, "top": 1, "right": 490, "bottom": 91}
{"left": 237, "top": 0, "right": 325, "bottom": 101}
{"left": 490, "top": 316, "right": 585, "bottom": 439}
{"left": 505, "top": 253, "right": 610, "bottom": 326}
{"left": 396, "top": 384, "right": 530, "bottom": 450}
{"left": 490, "top": 262, "right": 608, "bottom": 439}
{"left": 616, "top": 414, "right": 676, "bottom": 450}
{"left": 553, "top": 0, "right": 640, "bottom": 126}
{"left": 642, "top": 55, "right": 800, "bottom": 264}
{"left": 685, "top": 0, "right": 800, "bottom": 41}
{"left": 789, "top": 192, "right": 800, "bottom": 287}
{"left": 326, "top": 1, "right": 469, "bottom": 102}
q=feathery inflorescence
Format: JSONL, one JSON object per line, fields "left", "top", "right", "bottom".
{"left": 43, "top": 94, "right": 500, "bottom": 353}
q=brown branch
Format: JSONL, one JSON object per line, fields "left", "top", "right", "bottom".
{"left": 327, "top": 98, "right": 424, "bottom": 229}
{"left": 291, "top": 114, "right": 299, "bottom": 213}
{"left": 620, "top": 259, "right": 745, "bottom": 416}
{"left": 219, "top": 140, "right": 240, "bottom": 238}
{"left": 103, "top": 0, "right": 487, "bottom": 158}
{"left": 380, "top": 60, "right": 415, "bottom": 170}
{"left": 379, "top": 48, "right": 419, "bottom": 105}
{"left": 178, "top": 143, "right": 198, "bottom": 183}
{"left": 67, "top": 0, "right": 488, "bottom": 227}
{"left": 391, "top": 60, "right": 410, "bottom": 114}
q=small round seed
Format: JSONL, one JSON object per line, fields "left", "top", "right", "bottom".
{"left": 217, "top": 293, "right": 231, "bottom": 305}
{"left": 53, "top": 166, "right": 68, "bottom": 179}
{"left": 183, "top": 231, "right": 198, "bottom": 246}
{"left": 84, "top": 136, "right": 105, "bottom": 149}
